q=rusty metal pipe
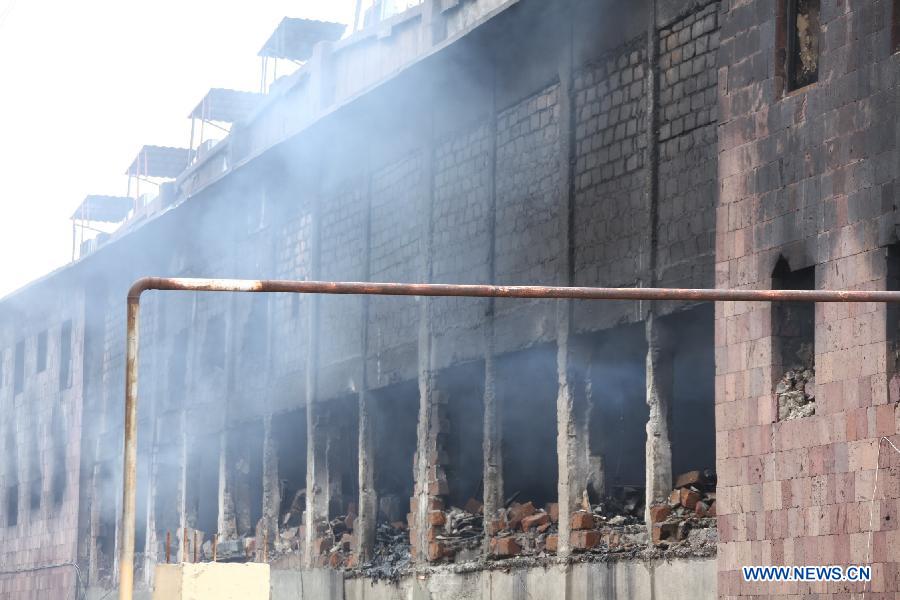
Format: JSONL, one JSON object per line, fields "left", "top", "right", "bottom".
{"left": 117, "top": 277, "right": 900, "bottom": 600}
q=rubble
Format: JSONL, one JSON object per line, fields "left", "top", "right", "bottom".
{"left": 647, "top": 470, "right": 717, "bottom": 551}
{"left": 357, "top": 522, "right": 411, "bottom": 583}
{"left": 427, "top": 501, "right": 485, "bottom": 563}
{"left": 487, "top": 500, "right": 558, "bottom": 558}
{"left": 776, "top": 366, "right": 815, "bottom": 420}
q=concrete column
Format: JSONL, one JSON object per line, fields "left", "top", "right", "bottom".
{"left": 412, "top": 105, "right": 438, "bottom": 564}
{"left": 88, "top": 462, "right": 103, "bottom": 583}
{"left": 143, "top": 422, "right": 160, "bottom": 582}
{"left": 481, "top": 323, "right": 502, "bottom": 551}
{"left": 177, "top": 412, "right": 195, "bottom": 563}
{"left": 412, "top": 361, "right": 444, "bottom": 562}
{"left": 482, "top": 43, "right": 502, "bottom": 553}
{"left": 644, "top": 314, "right": 673, "bottom": 527}
{"left": 216, "top": 428, "right": 237, "bottom": 540}
{"left": 356, "top": 387, "right": 376, "bottom": 563}
{"left": 555, "top": 330, "right": 592, "bottom": 557}
{"left": 554, "top": 0, "right": 582, "bottom": 557}
{"left": 305, "top": 397, "right": 330, "bottom": 567}
{"left": 260, "top": 415, "right": 280, "bottom": 556}
{"left": 303, "top": 193, "right": 326, "bottom": 568}
{"left": 356, "top": 168, "right": 376, "bottom": 564}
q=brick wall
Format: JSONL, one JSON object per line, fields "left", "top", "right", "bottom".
{"left": 0, "top": 296, "right": 86, "bottom": 600}
{"left": 715, "top": 1, "right": 899, "bottom": 597}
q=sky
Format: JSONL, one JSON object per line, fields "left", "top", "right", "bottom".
{"left": 0, "top": 1, "right": 362, "bottom": 297}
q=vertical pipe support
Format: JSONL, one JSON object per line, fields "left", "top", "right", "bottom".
{"left": 119, "top": 297, "right": 140, "bottom": 600}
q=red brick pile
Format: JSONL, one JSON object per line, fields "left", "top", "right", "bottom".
{"left": 308, "top": 511, "right": 359, "bottom": 568}
{"left": 425, "top": 498, "right": 485, "bottom": 562}
{"left": 488, "top": 501, "right": 559, "bottom": 557}
{"left": 563, "top": 509, "right": 650, "bottom": 554}
{"left": 648, "top": 470, "right": 717, "bottom": 546}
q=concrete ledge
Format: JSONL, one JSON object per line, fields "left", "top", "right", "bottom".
{"left": 153, "top": 562, "right": 270, "bottom": 600}
{"left": 270, "top": 557, "right": 715, "bottom": 600}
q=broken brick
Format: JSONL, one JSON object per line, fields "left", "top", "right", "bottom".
{"left": 521, "top": 512, "right": 550, "bottom": 531}
{"left": 537, "top": 522, "right": 551, "bottom": 533}
{"left": 487, "top": 514, "right": 507, "bottom": 536}
{"left": 669, "top": 489, "right": 681, "bottom": 505}
{"left": 312, "top": 537, "right": 331, "bottom": 555}
{"left": 428, "top": 510, "right": 446, "bottom": 527}
{"left": 427, "top": 497, "right": 445, "bottom": 511}
{"left": 694, "top": 501, "right": 709, "bottom": 517}
{"left": 649, "top": 504, "right": 671, "bottom": 524}
{"left": 674, "top": 470, "right": 706, "bottom": 489}
{"left": 546, "top": 502, "right": 559, "bottom": 523}
{"left": 601, "top": 528, "right": 621, "bottom": 549}
{"left": 652, "top": 522, "right": 678, "bottom": 545}
{"left": 328, "top": 552, "right": 343, "bottom": 568}
{"left": 464, "top": 498, "right": 483, "bottom": 515}
{"left": 570, "top": 530, "right": 601, "bottom": 550}
{"left": 340, "top": 533, "right": 353, "bottom": 552}
{"left": 508, "top": 502, "right": 536, "bottom": 529}
{"left": 428, "top": 479, "right": 450, "bottom": 496}
{"left": 491, "top": 536, "right": 522, "bottom": 557}
{"left": 570, "top": 511, "right": 595, "bottom": 531}
{"left": 707, "top": 501, "right": 717, "bottom": 517}
{"left": 344, "top": 513, "right": 355, "bottom": 531}
{"left": 679, "top": 488, "right": 701, "bottom": 510}
{"left": 545, "top": 534, "right": 558, "bottom": 553}
{"left": 428, "top": 541, "right": 447, "bottom": 561}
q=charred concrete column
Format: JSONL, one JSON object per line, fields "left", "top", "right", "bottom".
{"left": 88, "top": 461, "right": 103, "bottom": 582}
{"left": 143, "top": 422, "right": 160, "bottom": 580}
{"left": 177, "top": 412, "right": 195, "bottom": 562}
{"left": 644, "top": 314, "right": 673, "bottom": 526}
{"left": 356, "top": 171, "right": 376, "bottom": 564}
{"left": 177, "top": 298, "right": 200, "bottom": 563}
{"left": 411, "top": 108, "right": 439, "bottom": 563}
{"left": 482, "top": 56, "right": 502, "bottom": 552}
{"left": 260, "top": 414, "right": 280, "bottom": 554}
{"left": 216, "top": 427, "right": 237, "bottom": 540}
{"left": 303, "top": 194, "right": 327, "bottom": 568}
{"left": 641, "top": 0, "right": 670, "bottom": 531}
{"left": 554, "top": 0, "right": 583, "bottom": 557}
{"left": 217, "top": 292, "right": 239, "bottom": 542}
{"left": 481, "top": 322, "right": 502, "bottom": 550}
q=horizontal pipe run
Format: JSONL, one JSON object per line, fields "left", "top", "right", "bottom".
{"left": 119, "top": 276, "right": 900, "bottom": 600}
{"left": 127, "top": 277, "right": 900, "bottom": 304}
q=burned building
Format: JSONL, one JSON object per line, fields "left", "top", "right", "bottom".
{"left": 0, "top": 0, "right": 897, "bottom": 598}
